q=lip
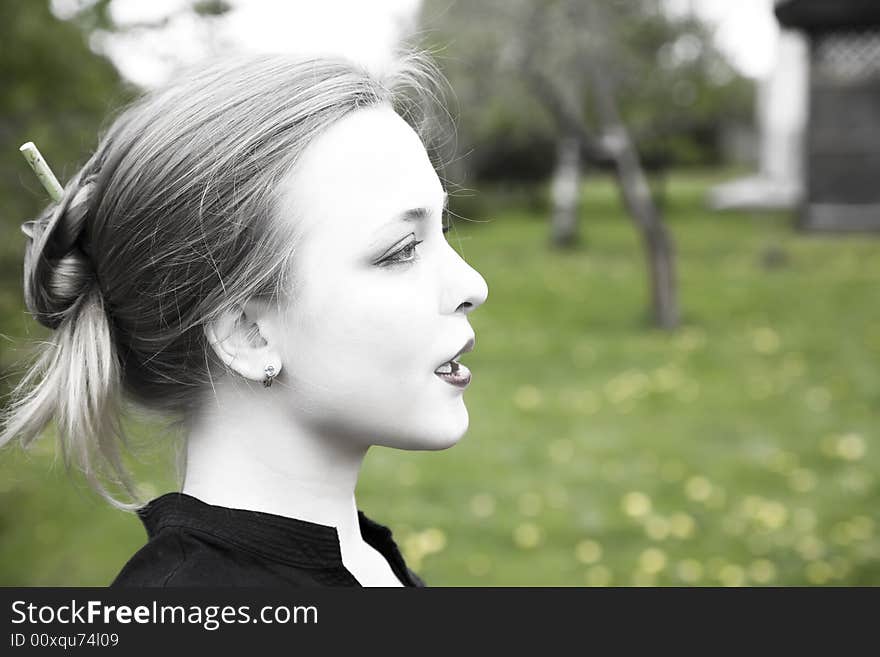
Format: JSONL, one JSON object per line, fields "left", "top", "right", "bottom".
{"left": 436, "top": 336, "right": 475, "bottom": 370}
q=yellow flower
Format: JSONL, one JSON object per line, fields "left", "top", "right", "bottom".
{"left": 669, "top": 512, "right": 696, "bottom": 539}
{"left": 644, "top": 515, "right": 671, "bottom": 541}
{"left": 470, "top": 493, "right": 496, "bottom": 518}
{"left": 575, "top": 540, "right": 602, "bottom": 565}
{"left": 685, "top": 476, "right": 712, "bottom": 502}
{"left": 718, "top": 564, "right": 746, "bottom": 587}
{"left": 639, "top": 548, "right": 667, "bottom": 574}
{"left": 622, "top": 491, "right": 652, "bottom": 518}
{"left": 676, "top": 559, "right": 703, "bottom": 584}
{"left": 751, "top": 327, "right": 780, "bottom": 354}
{"left": 513, "top": 523, "right": 542, "bottom": 549}
{"left": 805, "top": 561, "right": 833, "bottom": 585}
{"left": 585, "top": 565, "right": 613, "bottom": 587}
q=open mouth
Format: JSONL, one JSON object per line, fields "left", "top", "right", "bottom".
{"left": 434, "top": 359, "right": 472, "bottom": 388}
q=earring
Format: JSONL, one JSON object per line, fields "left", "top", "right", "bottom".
{"left": 263, "top": 364, "right": 278, "bottom": 388}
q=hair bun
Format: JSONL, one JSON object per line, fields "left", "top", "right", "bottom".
{"left": 46, "top": 175, "right": 97, "bottom": 259}
{"left": 22, "top": 172, "right": 101, "bottom": 330}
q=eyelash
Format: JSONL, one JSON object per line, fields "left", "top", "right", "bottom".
{"left": 380, "top": 225, "right": 451, "bottom": 267}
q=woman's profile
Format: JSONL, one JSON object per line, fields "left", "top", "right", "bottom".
{"left": 0, "top": 49, "right": 488, "bottom": 587}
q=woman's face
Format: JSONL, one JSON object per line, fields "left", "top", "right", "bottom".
{"left": 274, "top": 104, "right": 488, "bottom": 451}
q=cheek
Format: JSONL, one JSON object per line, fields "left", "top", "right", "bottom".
{"left": 285, "top": 273, "right": 433, "bottom": 389}
{"left": 280, "top": 271, "right": 468, "bottom": 448}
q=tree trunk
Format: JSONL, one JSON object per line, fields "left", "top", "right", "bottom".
{"left": 610, "top": 145, "right": 679, "bottom": 329}
{"left": 583, "top": 0, "right": 679, "bottom": 330}
{"left": 600, "top": 125, "right": 679, "bottom": 330}
{"left": 590, "top": 76, "right": 679, "bottom": 329}
{"left": 550, "top": 134, "right": 582, "bottom": 248}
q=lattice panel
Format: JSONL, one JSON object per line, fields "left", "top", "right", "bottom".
{"left": 813, "top": 30, "right": 880, "bottom": 82}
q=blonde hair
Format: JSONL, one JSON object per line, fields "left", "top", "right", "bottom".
{"left": 0, "top": 47, "right": 452, "bottom": 510}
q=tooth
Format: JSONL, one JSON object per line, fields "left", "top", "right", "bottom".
{"left": 435, "top": 362, "right": 453, "bottom": 374}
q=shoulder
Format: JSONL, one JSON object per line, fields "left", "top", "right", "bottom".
{"left": 407, "top": 568, "right": 427, "bottom": 587}
{"left": 109, "top": 526, "right": 310, "bottom": 587}
{"left": 110, "top": 527, "right": 188, "bottom": 586}
{"left": 357, "top": 510, "right": 427, "bottom": 587}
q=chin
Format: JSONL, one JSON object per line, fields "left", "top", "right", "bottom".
{"left": 382, "top": 408, "right": 470, "bottom": 451}
{"left": 420, "top": 429, "right": 466, "bottom": 451}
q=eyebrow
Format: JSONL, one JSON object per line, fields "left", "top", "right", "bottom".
{"left": 391, "top": 191, "right": 449, "bottom": 224}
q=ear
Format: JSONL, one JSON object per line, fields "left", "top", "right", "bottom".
{"left": 204, "top": 298, "right": 283, "bottom": 384}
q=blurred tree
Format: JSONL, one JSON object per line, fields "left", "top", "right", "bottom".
{"left": 0, "top": 0, "right": 131, "bottom": 295}
{"left": 70, "top": 0, "right": 233, "bottom": 57}
{"left": 63, "top": 0, "right": 232, "bottom": 32}
{"left": 0, "top": 1, "right": 134, "bottom": 407}
{"left": 586, "top": 1, "right": 677, "bottom": 330}
{"left": 420, "top": 0, "right": 753, "bottom": 178}
{"left": 1, "top": 0, "right": 234, "bottom": 257}
{"left": 418, "top": 0, "right": 729, "bottom": 328}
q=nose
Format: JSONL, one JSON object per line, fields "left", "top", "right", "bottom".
{"left": 443, "top": 245, "right": 489, "bottom": 315}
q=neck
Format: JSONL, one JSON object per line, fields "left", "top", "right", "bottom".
{"left": 181, "top": 379, "right": 369, "bottom": 554}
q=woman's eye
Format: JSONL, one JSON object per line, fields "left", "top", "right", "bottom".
{"left": 382, "top": 239, "right": 423, "bottom": 266}
{"left": 378, "top": 224, "right": 450, "bottom": 267}
{"left": 398, "top": 242, "right": 418, "bottom": 260}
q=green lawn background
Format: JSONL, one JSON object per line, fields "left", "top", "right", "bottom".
{"left": 1, "top": 170, "right": 878, "bottom": 586}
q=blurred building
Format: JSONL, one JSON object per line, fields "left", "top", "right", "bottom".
{"left": 776, "top": 0, "right": 880, "bottom": 231}
{"left": 709, "top": 25, "right": 808, "bottom": 212}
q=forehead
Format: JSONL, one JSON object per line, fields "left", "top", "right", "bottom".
{"left": 284, "top": 104, "right": 442, "bottom": 231}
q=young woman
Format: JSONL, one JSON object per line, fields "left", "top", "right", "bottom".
{"left": 1, "top": 50, "right": 488, "bottom": 587}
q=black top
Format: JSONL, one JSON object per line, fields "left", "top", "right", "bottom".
{"left": 110, "top": 492, "right": 425, "bottom": 587}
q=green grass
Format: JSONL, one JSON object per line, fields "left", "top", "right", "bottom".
{"left": 1, "top": 170, "right": 878, "bottom": 586}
